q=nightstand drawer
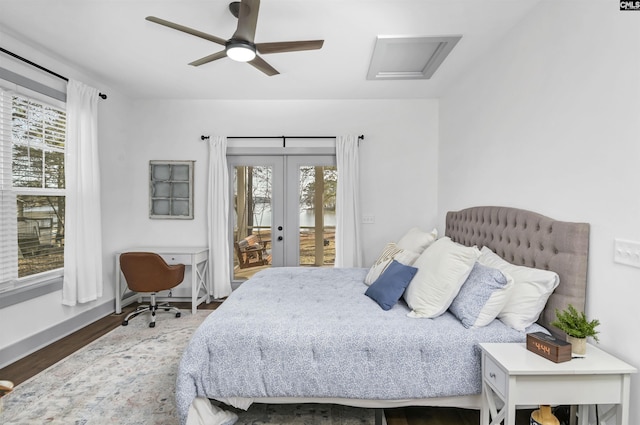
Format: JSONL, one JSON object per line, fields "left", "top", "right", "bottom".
{"left": 483, "top": 355, "right": 507, "bottom": 398}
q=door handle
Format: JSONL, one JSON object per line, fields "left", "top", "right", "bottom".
{"left": 277, "top": 236, "right": 283, "bottom": 241}
{"left": 277, "top": 226, "right": 283, "bottom": 231}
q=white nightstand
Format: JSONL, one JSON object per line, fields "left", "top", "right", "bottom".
{"left": 480, "top": 342, "right": 637, "bottom": 425}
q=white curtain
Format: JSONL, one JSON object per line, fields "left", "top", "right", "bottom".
{"left": 335, "top": 135, "right": 363, "bottom": 267}
{"left": 62, "top": 80, "right": 103, "bottom": 306}
{"left": 207, "top": 136, "right": 232, "bottom": 299}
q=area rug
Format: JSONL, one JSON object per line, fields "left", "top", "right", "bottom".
{"left": 0, "top": 310, "right": 376, "bottom": 425}
{"left": 1, "top": 310, "right": 211, "bottom": 424}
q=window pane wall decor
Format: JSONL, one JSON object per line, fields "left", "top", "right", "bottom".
{"left": 149, "top": 160, "right": 194, "bottom": 219}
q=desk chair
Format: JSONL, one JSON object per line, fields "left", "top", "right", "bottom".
{"left": 120, "top": 252, "right": 185, "bottom": 328}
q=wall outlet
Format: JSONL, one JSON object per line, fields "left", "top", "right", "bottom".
{"left": 613, "top": 239, "right": 640, "bottom": 268}
{"left": 362, "top": 215, "right": 375, "bottom": 224}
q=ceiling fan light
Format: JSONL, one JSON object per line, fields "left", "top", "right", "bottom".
{"left": 226, "top": 40, "right": 256, "bottom": 62}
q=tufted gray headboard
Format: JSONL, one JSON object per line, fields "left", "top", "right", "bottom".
{"left": 445, "top": 206, "right": 590, "bottom": 336}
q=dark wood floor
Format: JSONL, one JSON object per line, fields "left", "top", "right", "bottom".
{"left": 0, "top": 302, "right": 216, "bottom": 386}
{"left": 0, "top": 301, "right": 534, "bottom": 425}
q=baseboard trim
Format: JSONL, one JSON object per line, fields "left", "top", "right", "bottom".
{"left": 0, "top": 300, "right": 114, "bottom": 369}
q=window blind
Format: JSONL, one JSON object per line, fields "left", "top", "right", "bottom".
{"left": 0, "top": 87, "right": 18, "bottom": 290}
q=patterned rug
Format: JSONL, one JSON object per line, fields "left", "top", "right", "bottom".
{"left": 0, "top": 309, "right": 375, "bottom": 425}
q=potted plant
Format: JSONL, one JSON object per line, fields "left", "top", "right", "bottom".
{"left": 551, "top": 304, "right": 600, "bottom": 356}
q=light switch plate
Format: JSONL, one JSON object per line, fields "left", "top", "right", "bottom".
{"left": 614, "top": 239, "right": 640, "bottom": 268}
{"left": 362, "top": 215, "right": 375, "bottom": 224}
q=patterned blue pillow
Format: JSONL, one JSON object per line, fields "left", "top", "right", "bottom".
{"left": 365, "top": 260, "right": 418, "bottom": 311}
{"left": 449, "top": 262, "right": 513, "bottom": 328}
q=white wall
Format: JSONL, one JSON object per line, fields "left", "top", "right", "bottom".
{"left": 124, "top": 98, "right": 439, "bottom": 267}
{"left": 439, "top": 1, "right": 640, "bottom": 421}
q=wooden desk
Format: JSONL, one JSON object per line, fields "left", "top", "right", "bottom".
{"left": 115, "top": 247, "right": 209, "bottom": 315}
{"left": 480, "top": 342, "right": 637, "bottom": 425}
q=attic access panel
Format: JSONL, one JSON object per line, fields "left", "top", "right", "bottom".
{"left": 367, "top": 35, "right": 462, "bottom": 80}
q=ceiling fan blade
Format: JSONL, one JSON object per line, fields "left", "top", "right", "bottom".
{"left": 249, "top": 55, "right": 279, "bottom": 76}
{"left": 146, "top": 16, "right": 227, "bottom": 46}
{"left": 256, "top": 40, "right": 324, "bottom": 55}
{"left": 189, "top": 50, "right": 228, "bottom": 67}
{"left": 232, "top": 0, "right": 260, "bottom": 43}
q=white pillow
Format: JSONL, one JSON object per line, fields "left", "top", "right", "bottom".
{"left": 396, "top": 227, "right": 438, "bottom": 254}
{"left": 478, "top": 246, "right": 559, "bottom": 332}
{"left": 365, "top": 243, "right": 419, "bottom": 285}
{"left": 403, "top": 237, "right": 480, "bottom": 318}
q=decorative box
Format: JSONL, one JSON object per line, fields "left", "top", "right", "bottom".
{"left": 526, "top": 332, "right": 572, "bottom": 363}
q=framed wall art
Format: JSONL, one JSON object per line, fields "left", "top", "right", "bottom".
{"left": 149, "top": 160, "right": 194, "bottom": 219}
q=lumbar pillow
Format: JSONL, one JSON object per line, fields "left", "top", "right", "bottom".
{"left": 403, "top": 237, "right": 480, "bottom": 318}
{"left": 365, "top": 260, "right": 418, "bottom": 310}
{"left": 365, "top": 242, "right": 419, "bottom": 285}
{"left": 396, "top": 227, "right": 438, "bottom": 254}
{"left": 449, "top": 262, "right": 513, "bottom": 328}
{"left": 478, "top": 246, "right": 559, "bottom": 331}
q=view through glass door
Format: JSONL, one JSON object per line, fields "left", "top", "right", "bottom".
{"left": 285, "top": 156, "right": 337, "bottom": 269}
{"left": 229, "top": 155, "right": 337, "bottom": 282}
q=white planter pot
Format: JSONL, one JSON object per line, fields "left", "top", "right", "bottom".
{"left": 567, "top": 335, "right": 587, "bottom": 356}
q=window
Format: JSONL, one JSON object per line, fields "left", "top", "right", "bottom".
{"left": 0, "top": 87, "right": 66, "bottom": 293}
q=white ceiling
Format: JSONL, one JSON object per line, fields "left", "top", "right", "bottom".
{"left": 0, "top": 0, "right": 540, "bottom": 100}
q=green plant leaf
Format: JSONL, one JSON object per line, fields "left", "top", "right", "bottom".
{"left": 550, "top": 304, "right": 600, "bottom": 342}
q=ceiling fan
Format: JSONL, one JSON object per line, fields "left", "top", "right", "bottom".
{"left": 146, "top": 0, "right": 324, "bottom": 76}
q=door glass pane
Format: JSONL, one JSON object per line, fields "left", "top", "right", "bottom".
{"left": 233, "top": 165, "right": 273, "bottom": 281}
{"left": 298, "top": 165, "right": 336, "bottom": 266}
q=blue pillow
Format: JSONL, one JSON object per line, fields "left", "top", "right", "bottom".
{"left": 448, "top": 262, "right": 512, "bottom": 328}
{"left": 365, "top": 260, "right": 418, "bottom": 310}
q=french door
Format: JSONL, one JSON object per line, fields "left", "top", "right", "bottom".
{"left": 228, "top": 155, "right": 337, "bottom": 281}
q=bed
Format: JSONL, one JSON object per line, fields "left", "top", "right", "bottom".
{"left": 175, "top": 206, "right": 590, "bottom": 425}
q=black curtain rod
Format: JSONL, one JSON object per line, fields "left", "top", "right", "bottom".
{"left": 0, "top": 47, "right": 107, "bottom": 99}
{"left": 201, "top": 135, "right": 364, "bottom": 148}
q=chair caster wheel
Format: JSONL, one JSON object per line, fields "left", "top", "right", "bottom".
{"left": 175, "top": 312, "right": 181, "bottom": 318}
{"left": 122, "top": 321, "right": 128, "bottom": 326}
{"left": 149, "top": 322, "right": 156, "bottom": 328}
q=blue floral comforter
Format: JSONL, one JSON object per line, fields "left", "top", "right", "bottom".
{"left": 176, "top": 267, "right": 541, "bottom": 425}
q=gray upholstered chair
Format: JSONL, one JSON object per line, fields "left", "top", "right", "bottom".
{"left": 119, "top": 252, "right": 185, "bottom": 328}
